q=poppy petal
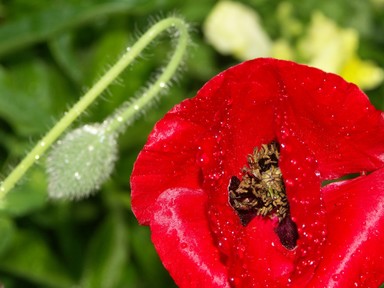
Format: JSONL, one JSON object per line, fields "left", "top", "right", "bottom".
{"left": 308, "top": 169, "right": 384, "bottom": 287}
{"left": 131, "top": 115, "right": 211, "bottom": 224}
{"left": 131, "top": 58, "right": 384, "bottom": 287}
{"left": 275, "top": 61, "right": 384, "bottom": 180}
{"left": 150, "top": 188, "right": 230, "bottom": 288}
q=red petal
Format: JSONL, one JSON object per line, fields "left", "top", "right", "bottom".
{"left": 188, "top": 60, "right": 327, "bottom": 283}
{"left": 131, "top": 115, "right": 210, "bottom": 224}
{"left": 227, "top": 217, "right": 295, "bottom": 287}
{"left": 275, "top": 61, "right": 384, "bottom": 179}
{"left": 307, "top": 169, "right": 384, "bottom": 287}
{"left": 131, "top": 58, "right": 384, "bottom": 287}
{"left": 196, "top": 60, "right": 279, "bottom": 258}
{"left": 150, "top": 188, "right": 229, "bottom": 288}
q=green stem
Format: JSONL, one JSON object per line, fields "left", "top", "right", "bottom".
{"left": 0, "top": 17, "right": 190, "bottom": 202}
{"left": 105, "top": 17, "right": 189, "bottom": 134}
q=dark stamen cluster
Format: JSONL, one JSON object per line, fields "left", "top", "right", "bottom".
{"left": 228, "top": 142, "right": 298, "bottom": 250}
{"left": 229, "top": 142, "right": 288, "bottom": 223}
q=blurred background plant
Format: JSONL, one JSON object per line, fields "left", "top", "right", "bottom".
{"left": 0, "top": 0, "right": 383, "bottom": 287}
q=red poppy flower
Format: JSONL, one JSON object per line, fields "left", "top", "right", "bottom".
{"left": 130, "top": 58, "right": 384, "bottom": 287}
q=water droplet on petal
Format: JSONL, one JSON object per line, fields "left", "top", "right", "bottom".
{"left": 285, "top": 179, "right": 294, "bottom": 187}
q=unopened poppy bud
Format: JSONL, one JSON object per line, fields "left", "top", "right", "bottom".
{"left": 46, "top": 124, "right": 118, "bottom": 200}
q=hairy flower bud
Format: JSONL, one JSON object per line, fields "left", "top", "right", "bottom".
{"left": 46, "top": 124, "right": 118, "bottom": 200}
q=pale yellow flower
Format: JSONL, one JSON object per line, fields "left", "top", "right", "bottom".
{"left": 203, "top": 1, "right": 272, "bottom": 60}
{"left": 341, "top": 56, "right": 384, "bottom": 90}
{"left": 271, "top": 39, "right": 295, "bottom": 61}
{"left": 298, "top": 12, "right": 383, "bottom": 90}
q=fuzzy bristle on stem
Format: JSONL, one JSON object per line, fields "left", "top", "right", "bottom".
{"left": 0, "top": 16, "right": 191, "bottom": 202}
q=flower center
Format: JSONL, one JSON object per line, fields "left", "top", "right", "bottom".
{"left": 228, "top": 141, "right": 298, "bottom": 250}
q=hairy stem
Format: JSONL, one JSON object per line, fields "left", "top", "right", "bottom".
{"left": 105, "top": 17, "right": 189, "bottom": 134}
{"left": 0, "top": 17, "right": 190, "bottom": 202}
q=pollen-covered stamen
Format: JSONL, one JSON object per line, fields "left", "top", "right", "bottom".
{"left": 228, "top": 141, "right": 298, "bottom": 250}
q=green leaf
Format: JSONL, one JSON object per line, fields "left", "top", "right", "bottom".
{"left": 0, "top": 229, "right": 75, "bottom": 288}
{"left": 80, "top": 213, "right": 128, "bottom": 288}
{"left": 49, "top": 32, "right": 84, "bottom": 85}
{"left": 0, "top": 60, "right": 71, "bottom": 136}
{"left": 0, "top": 0, "right": 149, "bottom": 58}
{"left": 1, "top": 166, "right": 47, "bottom": 217}
{"left": 0, "top": 216, "right": 15, "bottom": 257}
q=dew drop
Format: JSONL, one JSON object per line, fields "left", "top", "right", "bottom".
{"left": 213, "top": 134, "right": 222, "bottom": 141}
{"left": 35, "top": 155, "right": 40, "bottom": 160}
{"left": 285, "top": 179, "right": 294, "bottom": 187}
{"left": 83, "top": 125, "right": 100, "bottom": 135}
{"left": 159, "top": 82, "right": 166, "bottom": 88}
{"left": 133, "top": 104, "right": 139, "bottom": 110}
{"left": 40, "top": 141, "right": 46, "bottom": 147}
{"left": 208, "top": 173, "right": 220, "bottom": 180}
{"left": 126, "top": 46, "right": 131, "bottom": 52}
{"left": 88, "top": 145, "right": 94, "bottom": 152}
{"left": 117, "top": 116, "right": 123, "bottom": 122}
{"left": 229, "top": 277, "right": 236, "bottom": 285}
{"left": 345, "top": 132, "right": 351, "bottom": 138}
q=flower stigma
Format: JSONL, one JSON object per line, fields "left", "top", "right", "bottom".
{"left": 228, "top": 141, "right": 299, "bottom": 250}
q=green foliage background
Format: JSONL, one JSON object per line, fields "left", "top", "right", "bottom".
{"left": 0, "top": 0, "right": 383, "bottom": 287}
